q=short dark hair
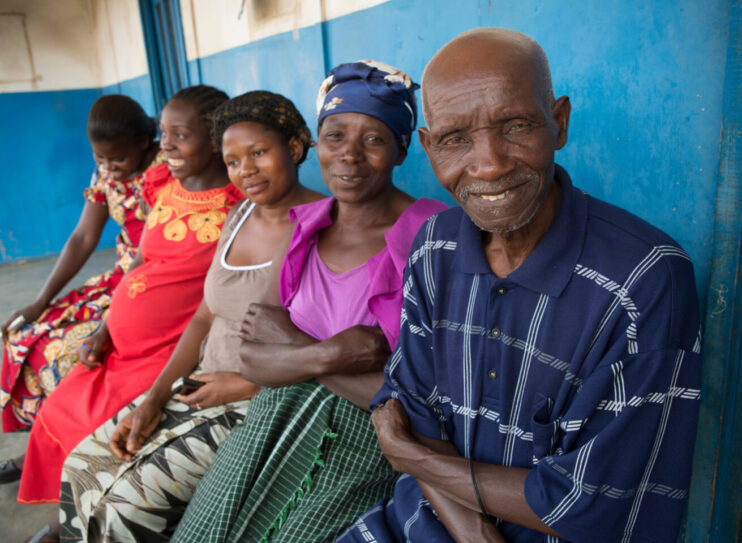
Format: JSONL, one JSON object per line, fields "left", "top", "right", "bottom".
{"left": 87, "top": 94, "right": 157, "bottom": 144}
{"left": 169, "top": 85, "right": 230, "bottom": 126}
{"left": 211, "top": 90, "right": 312, "bottom": 165}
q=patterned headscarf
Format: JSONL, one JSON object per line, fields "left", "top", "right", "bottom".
{"left": 316, "top": 60, "right": 420, "bottom": 149}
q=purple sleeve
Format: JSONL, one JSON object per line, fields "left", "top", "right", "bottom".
{"left": 279, "top": 198, "right": 334, "bottom": 308}
{"left": 367, "top": 198, "right": 448, "bottom": 349}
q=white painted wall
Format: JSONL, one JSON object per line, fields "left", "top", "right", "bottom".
{"left": 0, "top": 0, "right": 390, "bottom": 93}
{"left": 91, "top": 0, "right": 150, "bottom": 87}
{"left": 181, "top": 0, "right": 389, "bottom": 60}
{"left": 0, "top": 0, "right": 99, "bottom": 92}
{"left": 0, "top": 0, "right": 148, "bottom": 93}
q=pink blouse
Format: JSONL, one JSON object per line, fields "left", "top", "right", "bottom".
{"left": 279, "top": 196, "right": 448, "bottom": 348}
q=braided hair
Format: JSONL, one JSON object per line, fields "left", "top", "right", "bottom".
{"left": 211, "top": 90, "right": 313, "bottom": 165}
{"left": 87, "top": 94, "right": 157, "bottom": 144}
{"left": 169, "top": 85, "right": 230, "bottom": 127}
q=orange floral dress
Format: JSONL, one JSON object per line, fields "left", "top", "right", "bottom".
{"left": 1, "top": 154, "right": 163, "bottom": 432}
{"left": 18, "top": 163, "right": 241, "bottom": 504}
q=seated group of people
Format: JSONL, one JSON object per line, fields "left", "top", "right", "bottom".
{"left": 1, "top": 28, "right": 701, "bottom": 543}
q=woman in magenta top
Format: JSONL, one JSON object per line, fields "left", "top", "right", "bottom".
{"left": 279, "top": 195, "right": 442, "bottom": 348}
{"left": 173, "top": 61, "right": 446, "bottom": 543}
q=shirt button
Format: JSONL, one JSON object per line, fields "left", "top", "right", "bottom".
{"left": 496, "top": 286, "right": 507, "bottom": 295}
{"left": 488, "top": 369, "right": 498, "bottom": 379}
{"left": 491, "top": 328, "right": 501, "bottom": 339}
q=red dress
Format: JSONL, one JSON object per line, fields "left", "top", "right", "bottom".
{"left": 18, "top": 163, "right": 241, "bottom": 503}
{"left": 1, "top": 154, "right": 164, "bottom": 431}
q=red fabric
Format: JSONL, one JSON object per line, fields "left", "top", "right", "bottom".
{"left": 140, "top": 162, "right": 172, "bottom": 206}
{"left": 18, "top": 172, "right": 241, "bottom": 503}
{"left": 1, "top": 156, "right": 165, "bottom": 431}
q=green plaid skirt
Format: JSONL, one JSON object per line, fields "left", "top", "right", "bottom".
{"left": 172, "top": 381, "right": 399, "bottom": 543}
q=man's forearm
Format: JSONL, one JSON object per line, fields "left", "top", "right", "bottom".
{"left": 373, "top": 400, "right": 560, "bottom": 537}
{"left": 417, "top": 478, "right": 506, "bottom": 542}
{"left": 389, "top": 436, "right": 559, "bottom": 537}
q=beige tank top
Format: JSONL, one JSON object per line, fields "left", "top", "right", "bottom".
{"left": 200, "top": 200, "right": 271, "bottom": 373}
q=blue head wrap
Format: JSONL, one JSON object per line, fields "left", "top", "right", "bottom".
{"left": 316, "top": 60, "right": 420, "bottom": 149}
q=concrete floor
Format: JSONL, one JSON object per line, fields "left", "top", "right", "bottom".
{"left": 0, "top": 249, "right": 115, "bottom": 542}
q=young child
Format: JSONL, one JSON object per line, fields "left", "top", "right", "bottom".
{"left": 17, "top": 85, "right": 241, "bottom": 543}
{"left": 1, "top": 95, "right": 162, "bottom": 437}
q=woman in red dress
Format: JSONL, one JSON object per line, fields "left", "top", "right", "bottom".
{"left": 1, "top": 95, "right": 162, "bottom": 434}
{"left": 13, "top": 85, "right": 241, "bottom": 540}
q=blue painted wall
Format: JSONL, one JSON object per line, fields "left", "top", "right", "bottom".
{"left": 0, "top": 75, "right": 155, "bottom": 265}
{"left": 0, "top": 89, "right": 101, "bottom": 263}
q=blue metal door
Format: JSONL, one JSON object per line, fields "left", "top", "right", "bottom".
{"left": 138, "top": 0, "right": 191, "bottom": 114}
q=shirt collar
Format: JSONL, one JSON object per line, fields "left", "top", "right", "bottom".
{"left": 451, "top": 165, "right": 586, "bottom": 298}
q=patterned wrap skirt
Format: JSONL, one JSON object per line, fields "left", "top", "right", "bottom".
{"left": 1, "top": 272, "right": 118, "bottom": 430}
{"left": 172, "top": 381, "right": 400, "bottom": 543}
{"left": 60, "top": 394, "right": 250, "bottom": 542}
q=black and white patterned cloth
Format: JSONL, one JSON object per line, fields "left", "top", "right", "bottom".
{"left": 60, "top": 394, "right": 249, "bottom": 542}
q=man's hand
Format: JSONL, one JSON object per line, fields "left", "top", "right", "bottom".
{"left": 325, "top": 325, "right": 391, "bottom": 374}
{"left": 176, "top": 372, "right": 260, "bottom": 409}
{"left": 78, "top": 325, "right": 111, "bottom": 369}
{"left": 372, "top": 399, "right": 507, "bottom": 542}
{"left": 371, "top": 398, "right": 417, "bottom": 471}
{"left": 241, "top": 303, "right": 314, "bottom": 346}
{"left": 109, "top": 399, "right": 162, "bottom": 460}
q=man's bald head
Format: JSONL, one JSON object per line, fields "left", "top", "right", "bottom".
{"left": 416, "top": 27, "right": 570, "bottom": 236}
{"left": 421, "top": 28, "right": 555, "bottom": 124}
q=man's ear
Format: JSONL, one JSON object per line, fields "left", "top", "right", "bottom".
{"left": 418, "top": 126, "right": 431, "bottom": 155}
{"left": 552, "top": 96, "right": 571, "bottom": 150}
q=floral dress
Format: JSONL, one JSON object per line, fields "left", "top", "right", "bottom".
{"left": 0, "top": 154, "right": 163, "bottom": 432}
{"left": 18, "top": 163, "right": 242, "bottom": 505}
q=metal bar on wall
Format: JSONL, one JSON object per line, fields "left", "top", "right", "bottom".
{"left": 684, "top": 1, "right": 742, "bottom": 540}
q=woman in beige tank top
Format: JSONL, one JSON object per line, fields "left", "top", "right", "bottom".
{"left": 58, "top": 91, "right": 323, "bottom": 542}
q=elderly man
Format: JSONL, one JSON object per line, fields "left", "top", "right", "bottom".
{"left": 338, "top": 28, "right": 701, "bottom": 542}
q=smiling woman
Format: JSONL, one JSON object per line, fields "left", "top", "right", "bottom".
{"left": 160, "top": 99, "right": 218, "bottom": 181}
{"left": 317, "top": 113, "right": 405, "bottom": 206}
{"left": 58, "top": 90, "right": 323, "bottom": 543}
{"left": 223, "top": 121, "right": 303, "bottom": 200}
{"left": 12, "top": 86, "right": 244, "bottom": 543}
{"left": 172, "top": 61, "right": 447, "bottom": 543}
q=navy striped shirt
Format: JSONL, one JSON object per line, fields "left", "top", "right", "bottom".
{"left": 340, "top": 166, "right": 702, "bottom": 543}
